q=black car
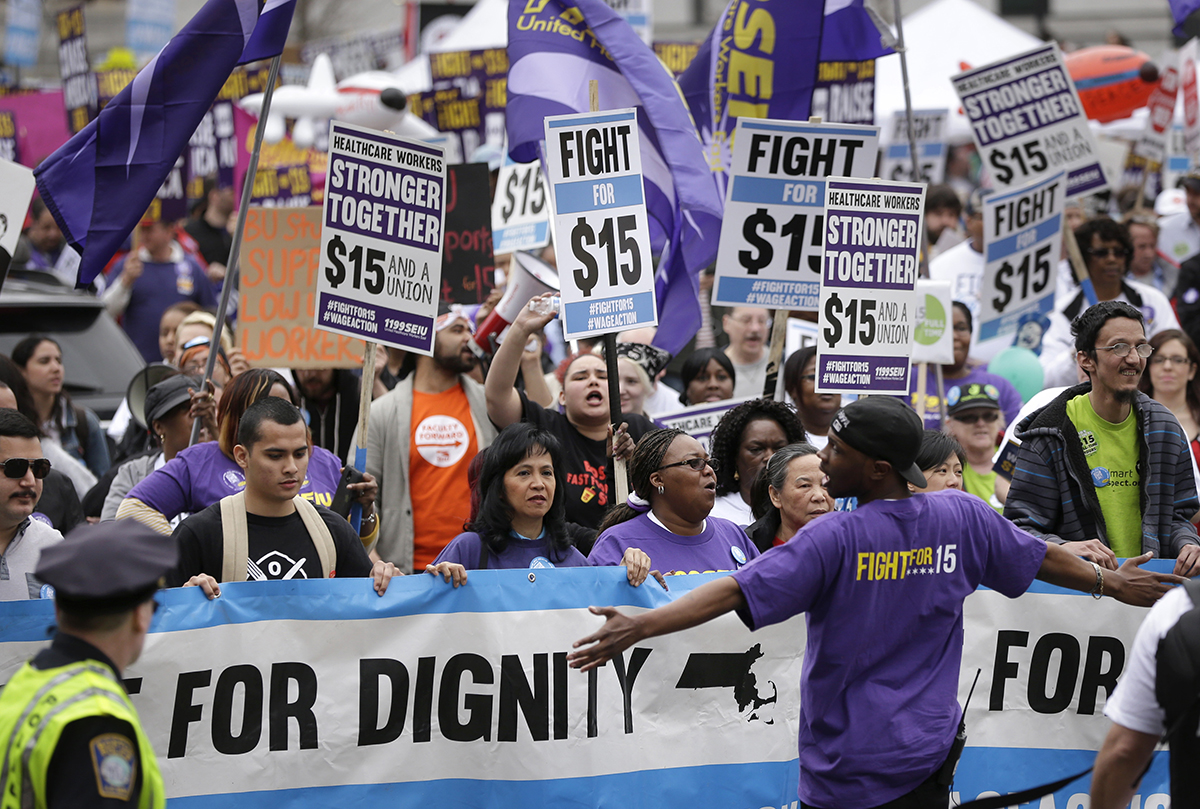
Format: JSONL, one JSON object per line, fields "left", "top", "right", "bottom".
{"left": 0, "top": 272, "right": 146, "bottom": 420}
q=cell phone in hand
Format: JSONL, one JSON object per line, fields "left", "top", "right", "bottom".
{"left": 331, "top": 466, "right": 366, "bottom": 517}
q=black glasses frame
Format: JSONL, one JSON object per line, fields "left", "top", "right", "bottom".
{"left": 2, "top": 458, "right": 51, "bottom": 479}
{"left": 656, "top": 457, "right": 720, "bottom": 473}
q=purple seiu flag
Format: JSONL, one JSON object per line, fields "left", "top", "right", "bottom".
{"left": 507, "top": 0, "right": 723, "bottom": 355}
{"left": 34, "top": 0, "right": 296, "bottom": 287}
{"left": 1171, "top": 0, "right": 1200, "bottom": 36}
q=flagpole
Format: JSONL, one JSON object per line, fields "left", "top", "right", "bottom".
{"left": 190, "top": 53, "right": 283, "bottom": 446}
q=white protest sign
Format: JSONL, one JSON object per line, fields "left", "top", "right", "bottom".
{"left": 816, "top": 178, "right": 924, "bottom": 395}
{"left": 544, "top": 108, "right": 657, "bottom": 340}
{"left": 1183, "top": 39, "right": 1200, "bottom": 164}
{"left": 979, "top": 170, "right": 1064, "bottom": 358}
{"left": 910, "top": 280, "right": 954, "bottom": 365}
{"left": 492, "top": 153, "right": 550, "bottom": 254}
{"left": 953, "top": 43, "right": 1107, "bottom": 197}
{"left": 0, "top": 158, "right": 35, "bottom": 280}
{"left": 315, "top": 121, "right": 446, "bottom": 356}
{"left": 713, "top": 118, "right": 880, "bottom": 312}
{"left": 655, "top": 397, "right": 754, "bottom": 451}
{"left": 1136, "top": 52, "right": 1178, "bottom": 166}
{"left": 880, "top": 109, "right": 949, "bottom": 184}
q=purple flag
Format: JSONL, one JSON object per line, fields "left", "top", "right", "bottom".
{"left": 1172, "top": 0, "right": 1200, "bottom": 36}
{"left": 507, "top": 0, "right": 723, "bottom": 354}
{"left": 239, "top": 0, "right": 296, "bottom": 64}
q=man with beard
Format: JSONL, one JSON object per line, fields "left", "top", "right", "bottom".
{"left": 366, "top": 303, "right": 496, "bottom": 572}
{"left": 292, "top": 368, "right": 359, "bottom": 460}
{"left": 1006, "top": 301, "right": 1200, "bottom": 575}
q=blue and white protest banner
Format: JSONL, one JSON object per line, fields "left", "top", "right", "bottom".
{"left": 713, "top": 118, "right": 879, "bottom": 312}
{"left": 656, "top": 396, "right": 754, "bottom": 451}
{"left": 880, "top": 109, "right": 948, "bottom": 184}
{"left": 0, "top": 570, "right": 804, "bottom": 807}
{"left": 816, "top": 178, "right": 923, "bottom": 395}
{"left": 491, "top": 152, "right": 550, "bottom": 255}
{"left": 977, "top": 170, "right": 1064, "bottom": 359}
{"left": 953, "top": 43, "right": 1108, "bottom": 198}
{"left": 125, "top": 0, "right": 176, "bottom": 59}
{"left": 543, "top": 108, "right": 657, "bottom": 341}
{"left": 4, "top": 0, "right": 41, "bottom": 68}
{"left": 315, "top": 121, "right": 446, "bottom": 356}
{"left": 55, "top": 6, "right": 97, "bottom": 135}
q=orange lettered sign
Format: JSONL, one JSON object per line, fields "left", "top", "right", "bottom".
{"left": 238, "top": 207, "right": 366, "bottom": 369}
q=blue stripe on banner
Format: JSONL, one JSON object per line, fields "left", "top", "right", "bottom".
{"left": 716, "top": 276, "right": 820, "bottom": 309}
{"left": 730, "top": 176, "right": 824, "bottom": 206}
{"left": 739, "top": 120, "right": 869, "bottom": 138}
{"left": 547, "top": 111, "right": 636, "bottom": 128}
{"left": 887, "top": 144, "right": 908, "bottom": 159}
{"left": 977, "top": 293, "right": 1054, "bottom": 341}
{"left": 554, "top": 174, "right": 645, "bottom": 213}
{"left": 956, "top": 746, "right": 1167, "bottom": 801}
{"left": 980, "top": 558, "right": 1175, "bottom": 596}
{"left": 886, "top": 143, "right": 944, "bottom": 159}
{"left": 985, "top": 218, "right": 1063, "bottom": 261}
{"left": 562, "top": 290, "right": 657, "bottom": 336}
{"left": 165, "top": 760, "right": 802, "bottom": 809}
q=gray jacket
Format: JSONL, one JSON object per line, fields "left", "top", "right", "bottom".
{"left": 365, "top": 374, "right": 496, "bottom": 568}
{"left": 102, "top": 453, "right": 161, "bottom": 521}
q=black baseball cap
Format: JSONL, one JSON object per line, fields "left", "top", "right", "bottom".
{"left": 830, "top": 397, "right": 926, "bottom": 487}
{"left": 144, "top": 374, "right": 201, "bottom": 426}
{"left": 1183, "top": 168, "right": 1200, "bottom": 192}
{"left": 946, "top": 383, "right": 1001, "bottom": 417}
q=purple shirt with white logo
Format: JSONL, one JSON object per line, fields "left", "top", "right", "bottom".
{"left": 588, "top": 513, "right": 759, "bottom": 575}
{"left": 732, "top": 489, "right": 1045, "bottom": 808}
{"left": 434, "top": 531, "right": 589, "bottom": 570}
{"left": 125, "top": 440, "right": 343, "bottom": 520}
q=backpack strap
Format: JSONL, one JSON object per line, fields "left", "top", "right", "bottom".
{"left": 219, "top": 492, "right": 249, "bottom": 582}
{"left": 293, "top": 496, "right": 336, "bottom": 578}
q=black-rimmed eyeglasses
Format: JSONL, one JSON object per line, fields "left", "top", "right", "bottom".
{"left": 656, "top": 457, "right": 720, "bottom": 473}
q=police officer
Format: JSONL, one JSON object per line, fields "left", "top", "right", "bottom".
{"left": 0, "top": 520, "right": 176, "bottom": 808}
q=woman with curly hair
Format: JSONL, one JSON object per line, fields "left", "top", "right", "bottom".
{"left": 590, "top": 428, "right": 759, "bottom": 576}
{"left": 707, "top": 398, "right": 806, "bottom": 526}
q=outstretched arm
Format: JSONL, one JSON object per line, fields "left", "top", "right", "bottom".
{"left": 1037, "top": 546, "right": 1184, "bottom": 606}
{"left": 568, "top": 575, "right": 746, "bottom": 671}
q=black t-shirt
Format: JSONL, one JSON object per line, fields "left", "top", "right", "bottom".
{"left": 517, "top": 391, "right": 654, "bottom": 535}
{"left": 167, "top": 502, "right": 373, "bottom": 586}
{"left": 183, "top": 217, "right": 232, "bottom": 267}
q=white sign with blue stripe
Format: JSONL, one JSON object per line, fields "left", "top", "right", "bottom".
{"left": 544, "top": 108, "right": 657, "bottom": 340}
{"left": 713, "top": 118, "right": 879, "bottom": 312}
{"left": 880, "top": 109, "right": 949, "bottom": 184}
{"left": 491, "top": 151, "right": 550, "bottom": 255}
{"left": 979, "top": 170, "right": 1065, "bottom": 355}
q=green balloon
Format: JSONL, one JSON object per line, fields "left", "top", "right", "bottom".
{"left": 987, "top": 347, "right": 1044, "bottom": 405}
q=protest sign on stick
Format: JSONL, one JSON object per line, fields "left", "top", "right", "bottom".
{"left": 314, "top": 121, "right": 447, "bottom": 356}
{"left": 237, "top": 206, "right": 366, "bottom": 369}
{"left": 492, "top": 151, "right": 550, "bottom": 255}
{"left": 441, "top": 162, "right": 495, "bottom": 305}
{"left": 880, "top": 109, "right": 948, "bottom": 184}
{"left": 815, "top": 178, "right": 925, "bottom": 395}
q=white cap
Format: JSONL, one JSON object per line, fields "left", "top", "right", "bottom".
{"left": 1156, "top": 188, "right": 1187, "bottom": 217}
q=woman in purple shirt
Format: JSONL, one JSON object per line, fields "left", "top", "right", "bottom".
{"left": 427, "top": 423, "right": 657, "bottom": 585}
{"left": 588, "top": 428, "right": 759, "bottom": 576}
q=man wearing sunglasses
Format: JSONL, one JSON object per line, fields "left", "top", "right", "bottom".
{"left": 0, "top": 409, "right": 63, "bottom": 601}
{"left": 1007, "top": 301, "right": 1200, "bottom": 576}
{"left": 1041, "top": 219, "right": 1179, "bottom": 388}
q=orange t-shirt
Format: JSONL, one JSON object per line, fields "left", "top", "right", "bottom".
{"left": 409, "top": 385, "right": 479, "bottom": 569}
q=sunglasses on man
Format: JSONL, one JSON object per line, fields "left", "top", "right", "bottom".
{"left": 1, "top": 458, "right": 51, "bottom": 479}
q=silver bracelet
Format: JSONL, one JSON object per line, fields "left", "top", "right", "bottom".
{"left": 1089, "top": 561, "right": 1104, "bottom": 599}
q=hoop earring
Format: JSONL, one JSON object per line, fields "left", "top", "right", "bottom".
{"left": 657, "top": 485, "right": 664, "bottom": 494}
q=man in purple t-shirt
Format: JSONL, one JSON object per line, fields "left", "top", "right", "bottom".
{"left": 569, "top": 397, "right": 1182, "bottom": 809}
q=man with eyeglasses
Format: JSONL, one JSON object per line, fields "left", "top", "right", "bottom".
{"left": 0, "top": 408, "right": 63, "bottom": 601}
{"left": 1041, "top": 219, "right": 1179, "bottom": 388}
{"left": 1007, "top": 301, "right": 1200, "bottom": 576}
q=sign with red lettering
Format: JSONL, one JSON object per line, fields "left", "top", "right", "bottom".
{"left": 441, "top": 162, "right": 496, "bottom": 304}
{"left": 237, "top": 206, "right": 367, "bottom": 369}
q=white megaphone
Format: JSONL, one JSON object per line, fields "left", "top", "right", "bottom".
{"left": 471, "top": 251, "right": 560, "bottom": 356}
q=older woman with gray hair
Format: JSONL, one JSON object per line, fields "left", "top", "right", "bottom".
{"left": 745, "top": 443, "right": 831, "bottom": 552}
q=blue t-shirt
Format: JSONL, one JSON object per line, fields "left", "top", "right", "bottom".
{"left": 112, "top": 252, "right": 217, "bottom": 362}
{"left": 732, "top": 489, "right": 1045, "bottom": 808}
{"left": 589, "top": 513, "right": 759, "bottom": 575}
{"left": 434, "top": 530, "right": 589, "bottom": 570}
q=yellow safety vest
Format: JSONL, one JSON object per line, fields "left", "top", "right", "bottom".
{"left": 0, "top": 658, "right": 164, "bottom": 809}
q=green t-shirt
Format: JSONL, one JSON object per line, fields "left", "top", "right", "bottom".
{"left": 963, "top": 465, "right": 1002, "bottom": 512}
{"left": 1065, "top": 394, "right": 1141, "bottom": 557}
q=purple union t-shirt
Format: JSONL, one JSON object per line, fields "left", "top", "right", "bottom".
{"left": 732, "top": 489, "right": 1046, "bottom": 809}
{"left": 435, "top": 531, "right": 590, "bottom": 570}
{"left": 588, "top": 513, "right": 759, "bottom": 575}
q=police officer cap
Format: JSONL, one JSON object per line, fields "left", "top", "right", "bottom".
{"left": 36, "top": 520, "right": 178, "bottom": 614}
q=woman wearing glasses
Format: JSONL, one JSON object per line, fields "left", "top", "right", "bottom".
{"left": 1140, "top": 329, "right": 1200, "bottom": 468}
{"left": 588, "top": 429, "right": 759, "bottom": 576}
{"left": 943, "top": 383, "right": 1006, "bottom": 511}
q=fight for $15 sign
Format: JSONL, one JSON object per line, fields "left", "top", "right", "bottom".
{"left": 543, "top": 109, "right": 656, "bottom": 341}
{"left": 816, "top": 179, "right": 925, "bottom": 395}
{"left": 879, "top": 109, "right": 949, "bottom": 184}
{"left": 491, "top": 153, "right": 550, "bottom": 255}
{"left": 953, "top": 43, "right": 1107, "bottom": 197}
{"left": 713, "top": 118, "right": 879, "bottom": 311}
{"left": 314, "top": 122, "right": 446, "bottom": 356}
{"left": 979, "top": 170, "right": 1065, "bottom": 355}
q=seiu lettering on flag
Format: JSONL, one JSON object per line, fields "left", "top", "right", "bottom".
{"left": 34, "top": 0, "right": 293, "bottom": 287}
{"left": 507, "top": 0, "right": 723, "bottom": 354}
{"left": 679, "top": 0, "right": 890, "bottom": 199}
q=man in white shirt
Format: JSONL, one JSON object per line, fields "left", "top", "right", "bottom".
{"left": 1157, "top": 169, "right": 1200, "bottom": 268}
{"left": 1041, "top": 218, "right": 1179, "bottom": 388}
{"left": 721, "top": 307, "right": 770, "bottom": 398}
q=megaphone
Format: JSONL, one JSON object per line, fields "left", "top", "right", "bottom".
{"left": 126, "top": 363, "right": 178, "bottom": 429}
{"left": 471, "top": 251, "right": 560, "bottom": 356}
